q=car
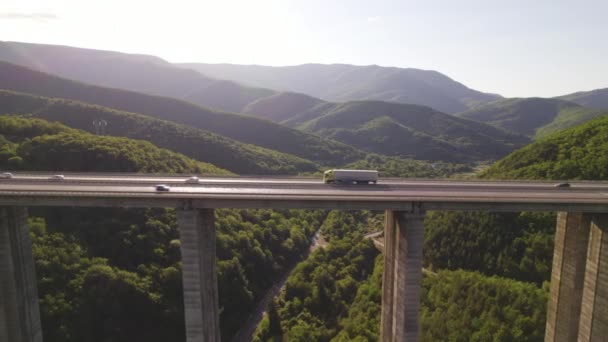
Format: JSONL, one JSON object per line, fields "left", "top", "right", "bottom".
{"left": 555, "top": 182, "right": 570, "bottom": 188}
{"left": 49, "top": 174, "right": 65, "bottom": 181}
{"left": 185, "top": 176, "right": 200, "bottom": 184}
{"left": 0, "top": 172, "right": 13, "bottom": 179}
{"left": 156, "top": 184, "right": 171, "bottom": 191}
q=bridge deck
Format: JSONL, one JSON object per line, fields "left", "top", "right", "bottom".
{"left": 1, "top": 173, "right": 608, "bottom": 211}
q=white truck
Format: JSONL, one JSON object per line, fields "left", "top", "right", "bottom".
{"left": 323, "top": 169, "right": 378, "bottom": 184}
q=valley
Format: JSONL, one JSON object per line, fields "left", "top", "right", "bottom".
{"left": 0, "top": 39, "right": 607, "bottom": 342}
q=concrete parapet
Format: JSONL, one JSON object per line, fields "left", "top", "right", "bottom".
{"left": 0, "top": 206, "right": 43, "bottom": 342}
{"left": 177, "top": 209, "right": 221, "bottom": 342}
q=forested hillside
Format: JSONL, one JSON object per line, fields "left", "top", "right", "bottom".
{"left": 456, "top": 97, "right": 607, "bottom": 138}
{"left": 0, "top": 116, "right": 227, "bottom": 174}
{"left": 0, "top": 61, "right": 364, "bottom": 166}
{"left": 0, "top": 52, "right": 533, "bottom": 165}
{"left": 295, "top": 101, "right": 528, "bottom": 162}
{"left": 0, "top": 91, "right": 319, "bottom": 174}
{"left": 244, "top": 93, "right": 529, "bottom": 162}
{"left": 0, "top": 116, "right": 326, "bottom": 341}
{"left": 556, "top": 87, "right": 608, "bottom": 110}
{"left": 242, "top": 92, "right": 332, "bottom": 124}
{"left": 179, "top": 62, "right": 501, "bottom": 114}
{"left": 481, "top": 114, "right": 608, "bottom": 180}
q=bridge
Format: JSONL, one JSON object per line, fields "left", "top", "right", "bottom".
{"left": 1, "top": 173, "right": 607, "bottom": 342}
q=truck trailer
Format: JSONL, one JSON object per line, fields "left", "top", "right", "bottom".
{"left": 323, "top": 169, "right": 378, "bottom": 184}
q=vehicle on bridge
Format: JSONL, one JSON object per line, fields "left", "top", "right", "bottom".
{"left": 324, "top": 169, "right": 378, "bottom": 184}
{"left": 156, "top": 184, "right": 171, "bottom": 191}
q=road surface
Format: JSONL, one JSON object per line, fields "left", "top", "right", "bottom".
{"left": 1, "top": 173, "right": 607, "bottom": 211}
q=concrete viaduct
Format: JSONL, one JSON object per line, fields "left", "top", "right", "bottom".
{"left": 1, "top": 174, "right": 607, "bottom": 342}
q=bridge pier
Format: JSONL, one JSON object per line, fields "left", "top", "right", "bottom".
{"left": 578, "top": 214, "right": 608, "bottom": 342}
{"left": 545, "top": 212, "right": 591, "bottom": 342}
{"left": 381, "top": 209, "right": 425, "bottom": 342}
{"left": 177, "top": 208, "right": 221, "bottom": 342}
{"left": 0, "top": 207, "right": 43, "bottom": 342}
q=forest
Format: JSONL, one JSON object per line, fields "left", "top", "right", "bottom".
{"left": 0, "top": 116, "right": 325, "bottom": 340}
{"left": 253, "top": 114, "right": 608, "bottom": 341}
{"left": 1, "top": 83, "right": 607, "bottom": 341}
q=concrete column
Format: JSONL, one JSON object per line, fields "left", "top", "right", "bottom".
{"left": 381, "top": 210, "right": 397, "bottom": 342}
{"left": 381, "top": 210, "right": 425, "bottom": 342}
{"left": 545, "top": 212, "right": 591, "bottom": 342}
{"left": 0, "top": 206, "right": 43, "bottom": 342}
{"left": 177, "top": 209, "right": 220, "bottom": 342}
{"left": 577, "top": 214, "right": 608, "bottom": 342}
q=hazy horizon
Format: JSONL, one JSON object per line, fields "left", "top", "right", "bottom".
{"left": 2, "top": 0, "right": 607, "bottom": 98}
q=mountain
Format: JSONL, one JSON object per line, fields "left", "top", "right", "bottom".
{"left": 0, "top": 90, "right": 320, "bottom": 175}
{"left": 0, "top": 41, "right": 278, "bottom": 114}
{"left": 556, "top": 88, "right": 608, "bottom": 110}
{"left": 0, "top": 61, "right": 364, "bottom": 166}
{"left": 0, "top": 116, "right": 228, "bottom": 174}
{"left": 242, "top": 92, "right": 332, "bottom": 124}
{"left": 178, "top": 63, "right": 502, "bottom": 114}
{"left": 246, "top": 97, "right": 529, "bottom": 162}
{"left": 481, "top": 114, "right": 608, "bottom": 180}
{"left": 456, "top": 98, "right": 608, "bottom": 138}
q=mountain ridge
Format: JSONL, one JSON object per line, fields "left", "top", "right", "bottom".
{"left": 0, "top": 60, "right": 364, "bottom": 166}
{"left": 456, "top": 97, "right": 608, "bottom": 138}
{"left": 0, "top": 90, "right": 319, "bottom": 174}
{"left": 555, "top": 87, "right": 608, "bottom": 110}
{"left": 178, "top": 62, "right": 502, "bottom": 113}
{"left": 0, "top": 40, "right": 278, "bottom": 114}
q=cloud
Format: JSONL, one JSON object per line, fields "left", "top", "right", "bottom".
{"left": 367, "top": 16, "right": 381, "bottom": 23}
{"left": 0, "top": 12, "right": 58, "bottom": 22}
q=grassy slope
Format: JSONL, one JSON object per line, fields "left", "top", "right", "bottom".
{"left": 556, "top": 88, "right": 608, "bottom": 110}
{"left": 294, "top": 101, "right": 529, "bottom": 162}
{"left": 0, "top": 61, "right": 364, "bottom": 166}
{"left": 179, "top": 62, "right": 501, "bottom": 114}
{"left": 0, "top": 91, "right": 318, "bottom": 174}
{"left": 481, "top": 115, "right": 608, "bottom": 180}
{"left": 457, "top": 97, "right": 607, "bottom": 138}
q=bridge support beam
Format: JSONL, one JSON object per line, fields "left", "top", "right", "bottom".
{"left": 577, "top": 214, "right": 608, "bottom": 342}
{"left": 545, "top": 212, "right": 591, "bottom": 342}
{"left": 0, "top": 207, "right": 43, "bottom": 342}
{"left": 381, "top": 209, "right": 425, "bottom": 342}
{"left": 177, "top": 209, "right": 220, "bottom": 342}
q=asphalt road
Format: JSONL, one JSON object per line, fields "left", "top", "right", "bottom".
{"left": 1, "top": 173, "right": 608, "bottom": 211}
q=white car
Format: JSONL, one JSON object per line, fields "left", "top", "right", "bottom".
{"left": 49, "top": 175, "right": 65, "bottom": 181}
{"left": 1, "top": 172, "right": 13, "bottom": 179}
{"left": 185, "top": 176, "right": 200, "bottom": 184}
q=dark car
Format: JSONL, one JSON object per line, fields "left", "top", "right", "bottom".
{"left": 156, "top": 184, "right": 171, "bottom": 191}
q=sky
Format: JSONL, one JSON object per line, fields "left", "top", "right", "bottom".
{"left": 1, "top": 0, "right": 607, "bottom": 98}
